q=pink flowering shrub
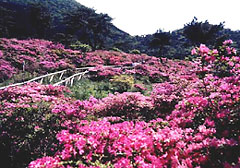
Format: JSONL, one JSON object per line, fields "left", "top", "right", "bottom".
{"left": 82, "top": 50, "right": 150, "bottom": 66}
{"left": 0, "top": 38, "right": 84, "bottom": 80}
{"left": 165, "top": 40, "right": 240, "bottom": 166}
{"left": 0, "top": 103, "right": 63, "bottom": 168}
{"left": 29, "top": 119, "right": 239, "bottom": 168}
{"left": 28, "top": 157, "right": 64, "bottom": 168}
{"left": 132, "top": 64, "right": 168, "bottom": 83}
{"left": 88, "top": 66, "right": 121, "bottom": 80}
{"left": 0, "top": 38, "right": 184, "bottom": 85}
{"left": 151, "top": 82, "right": 184, "bottom": 117}
{"left": 0, "top": 59, "right": 15, "bottom": 81}
{"left": 93, "top": 92, "right": 154, "bottom": 121}
{"left": 192, "top": 39, "right": 240, "bottom": 77}
{"left": 0, "top": 83, "right": 97, "bottom": 168}
{"left": 1, "top": 38, "right": 240, "bottom": 167}
{"left": 133, "top": 83, "right": 147, "bottom": 92}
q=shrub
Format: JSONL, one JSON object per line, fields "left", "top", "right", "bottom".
{"left": 151, "top": 82, "right": 183, "bottom": 118}
{"left": 93, "top": 92, "right": 154, "bottom": 121}
{"left": 129, "top": 49, "right": 141, "bottom": 54}
{"left": 110, "top": 74, "right": 134, "bottom": 93}
{"left": 68, "top": 78, "right": 112, "bottom": 100}
{"left": 111, "top": 47, "right": 122, "bottom": 52}
{"left": 0, "top": 103, "right": 64, "bottom": 168}
{"left": 29, "top": 119, "right": 230, "bottom": 168}
{"left": 70, "top": 41, "right": 92, "bottom": 52}
{"left": 88, "top": 66, "right": 122, "bottom": 81}
{"left": 0, "top": 59, "right": 15, "bottom": 82}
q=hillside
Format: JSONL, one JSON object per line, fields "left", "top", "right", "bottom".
{"left": 0, "top": 0, "right": 131, "bottom": 49}
{"left": 1, "top": 0, "right": 240, "bottom": 59}
{"left": 1, "top": 0, "right": 240, "bottom": 167}
{"left": 0, "top": 38, "right": 161, "bottom": 83}
{"left": 0, "top": 38, "right": 240, "bottom": 167}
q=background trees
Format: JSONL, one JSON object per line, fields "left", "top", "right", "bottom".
{"left": 0, "top": 1, "right": 51, "bottom": 39}
{"left": 64, "top": 8, "right": 112, "bottom": 49}
{"left": 1, "top": 0, "right": 240, "bottom": 59}
{"left": 183, "top": 17, "right": 225, "bottom": 46}
{"left": 149, "top": 30, "right": 171, "bottom": 57}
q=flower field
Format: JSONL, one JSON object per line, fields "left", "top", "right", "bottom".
{"left": 0, "top": 39, "right": 240, "bottom": 167}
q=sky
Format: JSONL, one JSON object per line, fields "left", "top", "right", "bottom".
{"left": 76, "top": 0, "right": 240, "bottom": 36}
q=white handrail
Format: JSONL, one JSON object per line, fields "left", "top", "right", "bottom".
{"left": 53, "top": 70, "right": 89, "bottom": 86}
{"left": 0, "top": 64, "right": 136, "bottom": 90}
{"left": 0, "top": 69, "right": 68, "bottom": 90}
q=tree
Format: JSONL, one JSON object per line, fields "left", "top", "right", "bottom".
{"left": 149, "top": 29, "right": 171, "bottom": 57}
{"left": 183, "top": 17, "right": 224, "bottom": 45}
{"left": 88, "top": 13, "right": 113, "bottom": 49}
{"left": 0, "top": 1, "right": 51, "bottom": 39}
{"left": 27, "top": 3, "right": 51, "bottom": 38}
{"left": 0, "top": 2, "right": 17, "bottom": 38}
{"left": 64, "top": 7, "right": 112, "bottom": 49}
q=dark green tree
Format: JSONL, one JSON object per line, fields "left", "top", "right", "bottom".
{"left": 149, "top": 29, "right": 171, "bottom": 57}
{"left": 0, "top": 1, "right": 51, "bottom": 39}
{"left": 0, "top": 3, "right": 16, "bottom": 38}
{"left": 27, "top": 3, "right": 51, "bottom": 38}
{"left": 88, "top": 13, "right": 113, "bottom": 49}
{"left": 64, "top": 7, "right": 112, "bottom": 49}
{"left": 183, "top": 17, "right": 224, "bottom": 45}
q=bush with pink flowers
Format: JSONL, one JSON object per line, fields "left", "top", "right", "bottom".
{"left": 0, "top": 83, "right": 96, "bottom": 168}
{"left": 28, "top": 119, "right": 239, "bottom": 168}
{"left": 0, "top": 38, "right": 84, "bottom": 82}
{"left": 0, "top": 59, "right": 15, "bottom": 81}
{"left": 93, "top": 92, "right": 154, "bottom": 121}
{"left": 1, "top": 39, "right": 240, "bottom": 168}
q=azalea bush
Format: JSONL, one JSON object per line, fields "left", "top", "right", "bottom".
{"left": 0, "top": 59, "right": 15, "bottom": 82}
{"left": 133, "top": 64, "right": 168, "bottom": 83}
{"left": 29, "top": 119, "right": 238, "bottom": 168}
{"left": 93, "top": 92, "right": 154, "bottom": 121}
{"left": 1, "top": 38, "right": 240, "bottom": 167}
{"left": 0, "top": 38, "right": 175, "bottom": 84}
{"left": 88, "top": 66, "right": 122, "bottom": 81}
{"left": 0, "top": 38, "right": 84, "bottom": 80}
{"left": 0, "top": 83, "right": 97, "bottom": 167}
{"left": 0, "top": 103, "right": 63, "bottom": 168}
{"left": 151, "top": 82, "right": 184, "bottom": 118}
{"left": 0, "top": 83, "right": 68, "bottom": 167}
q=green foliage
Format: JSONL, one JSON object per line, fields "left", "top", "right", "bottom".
{"left": 0, "top": 102, "right": 64, "bottom": 168}
{"left": 68, "top": 75, "right": 152, "bottom": 100}
{"left": 129, "top": 49, "right": 141, "bottom": 54}
{"left": 70, "top": 41, "right": 92, "bottom": 52}
{"left": 63, "top": 8, "right": 113, "bottom": 49}
{"left": 183, "top": 17, "right": 224, "bottom": 45}
{"left": 111, "top": 47, "right": 123, "bottom": 52}
{"left": 68, "top": 78, "right": 113, "bottom": 100}
{"left": 150, "top": 30, "right": 171, "bottom": 48}
{"left": 0, "top": 1, "right": 51, "bottom": 39}
{"left": 0, "top": 71, "right": 39, "bottom": 87}
{"left": 110, "top": 75, "right": 134, "bottom": 93}
{"left": 149, "top": 29, "right": 171, "bottom": 57}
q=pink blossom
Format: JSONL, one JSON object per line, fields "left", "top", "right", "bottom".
{"left": 223, "top": 39, "right": 233, "bottom": 45}
{"left": 199, "top": 44, "right": 210, "bottom": 54}
{"left": 191, "top": 48, "right": 197, "bottom": 55}
{"left": 212, "top": 49, "right": 218, "bottom": 55}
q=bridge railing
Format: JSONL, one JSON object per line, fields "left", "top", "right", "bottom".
{"left": 0, "top": 64, "right": 136, "bottom": 90}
